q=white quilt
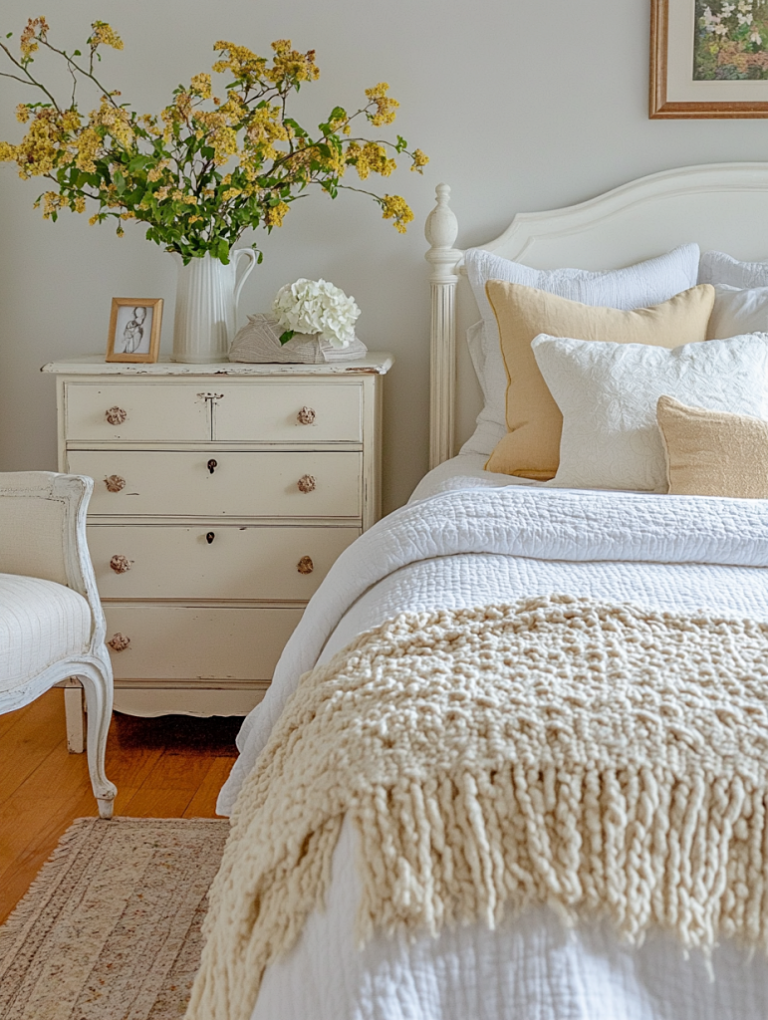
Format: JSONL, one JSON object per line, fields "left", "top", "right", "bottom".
{"left": 218, "top": 466, "right": 768, "bottom": 1020}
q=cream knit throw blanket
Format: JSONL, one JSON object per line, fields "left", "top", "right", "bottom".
{"left": 186, "top": 595, "right": 768, "bottom": 1020}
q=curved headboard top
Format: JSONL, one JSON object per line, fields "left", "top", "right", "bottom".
{"left": 425, "top": 161, "right": 768, "bottom": 467}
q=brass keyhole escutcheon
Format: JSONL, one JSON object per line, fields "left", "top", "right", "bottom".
{"left": 206, "top": 532, "right": 215, "bottom": 544}
{"left": 207, "top": 459, "right": 218, "bottom": 474}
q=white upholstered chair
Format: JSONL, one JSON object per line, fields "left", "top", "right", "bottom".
{"left": 0, "top": 472, "right": 116, "bottom": 818}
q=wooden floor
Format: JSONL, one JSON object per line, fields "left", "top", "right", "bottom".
{"left": 0, "top": 690, "right": 241, "bottom": 925}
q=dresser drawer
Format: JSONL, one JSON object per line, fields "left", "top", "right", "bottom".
{"left": 104, "top": 604, "right": 303, "bottom": 680}
{"left": 213, "top": 381, "right": 362, "bottom": 442}
{"left": 65, "top": 382, "right": 210, "bottom": 442}
{"left": 89, "top": 524, "right": 360, "bottom": 600}
{"left": 68, "top": 450, "right": 362, "bottom": 518}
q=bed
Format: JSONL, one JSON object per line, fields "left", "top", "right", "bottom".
{"left": 191, "top": 163, "right": 768, "bottom": 1020}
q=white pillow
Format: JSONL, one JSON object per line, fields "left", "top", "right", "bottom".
{"left": 461, "top": 244, "right": 701, "bottom": 456}
{"left": 708, "top": 283, "right": 768, "bottom": 339}
{"left": 699, "top": 251, "right": 768, "bottom": 289}
{"left": 462, "top": 320, "right": 508, "bottom": 454}
{"left": 531, "top": 332, "right": 768, "bottom": 493}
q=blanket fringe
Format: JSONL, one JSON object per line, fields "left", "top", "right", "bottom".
{"left": 185, "top": 597, "right": 768, "bottom": 1020}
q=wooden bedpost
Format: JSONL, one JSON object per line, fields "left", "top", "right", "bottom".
{"left": 425, "top": 184, "right": 461, "bottom": 469}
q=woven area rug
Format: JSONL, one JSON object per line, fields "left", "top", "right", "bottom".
{"left": 0, "top": 817, "right": 228, "bottom": 1019}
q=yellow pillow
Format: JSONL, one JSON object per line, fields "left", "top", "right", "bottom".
{"left": 484, "top": 282, "right": 715, "bottom": 480}
{"left": 657, "top": 394, "right": 768, "bottom": 498}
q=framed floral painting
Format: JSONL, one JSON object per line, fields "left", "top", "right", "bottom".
{"left": 651, "top": 0, "right": 768, "bottom": 116}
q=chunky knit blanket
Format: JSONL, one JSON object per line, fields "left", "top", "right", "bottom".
{"left": 186, "top": 595, "right": 768, "bottom": 1020}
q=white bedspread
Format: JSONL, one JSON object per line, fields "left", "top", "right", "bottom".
{"left": 218, "top": 465, "right": 768, "bottom": 1020}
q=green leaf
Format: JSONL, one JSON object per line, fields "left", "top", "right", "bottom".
{"left": 216, "top": 237, "right": 230, "bottom": 264}
{"left": 73, "top": 49, "right": 81, "bottom": 56}
{"left": 279, "top": 329, "right": 295, "bottom": 345}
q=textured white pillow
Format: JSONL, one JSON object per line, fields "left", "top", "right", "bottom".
{"left": 461, "top": 244, "right": 701, "bottom": 456}
{"left": 708, "top": 283, "right": 768, "bottom": 339}
{"left": 531, "top": 332, "right": 768, "bottom": 493}
{"left": 462, "top": 320, "right": 509, "bottom": 454}
{"left": 699, "top": 251, "right": 768, "bottom": 289}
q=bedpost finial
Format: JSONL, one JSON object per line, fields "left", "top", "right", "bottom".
{"left": 425, "top": 182, "right": 458, "bottom": 251}
{"left": 436, "top": 183, "right": 451, "bottom": 207}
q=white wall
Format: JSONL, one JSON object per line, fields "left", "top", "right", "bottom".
{"left": 1, "top": 0, "right": 767, "bottom": 512}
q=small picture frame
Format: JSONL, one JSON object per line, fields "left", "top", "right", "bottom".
{"left": 106, "top": 298, "right": 163, "bottom": 363}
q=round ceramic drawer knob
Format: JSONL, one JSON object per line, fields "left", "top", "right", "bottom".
{"left": 297, "top": 556, "right": 314, "bottom": 574}
{"left": 104, "top": 474, "right": 126, "bottom": 493}
{"left": 105, "top": 406, "right": 127, "bottom": 426}
{"left": 108, "top": 633, "right": 130, "bottom": 652}
{"left": 109, "top": 554, "right": 132, "bottom": 574}
{"left": 297, "top": 406, "right": 316, "bottom": 425}
{"left": 297, "top": 474, "right": 316, "bottom": 493}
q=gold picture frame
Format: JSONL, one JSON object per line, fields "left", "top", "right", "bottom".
{"left": 106, "top": 298, "right": 163, "bottom": 363}
{"left": 651, "top": 0, "right": 768, "bottom": 118}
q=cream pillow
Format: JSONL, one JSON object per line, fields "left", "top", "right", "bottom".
{"left": 531, "top": 332, "right": 768, "bottom": 492}
{"left": 657, "top": 395, "right": 768, "bottom": 498}
{"left": 484, "top": 282, "right": 715, "bottom": 480}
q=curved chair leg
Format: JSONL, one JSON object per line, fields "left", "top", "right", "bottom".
{"left": 75, "top": 655, "right": 117, "bottom": 819}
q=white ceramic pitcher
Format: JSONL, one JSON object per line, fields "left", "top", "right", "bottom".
{"left": 172, "top": 249, "right": 257, "bottom": 363}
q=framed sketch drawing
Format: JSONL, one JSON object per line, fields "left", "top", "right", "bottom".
{"left": 106, "top": 298, "right": 163, "bottom": 363}
{"left": 651, "top": 0, "right": 768, "bottom": 117}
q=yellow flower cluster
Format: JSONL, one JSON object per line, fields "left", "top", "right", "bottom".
{"left": 365, "top": 83, "right": 399, "bottom": 126}
{"left": 266, "top": 39, "right": 319, "bottom": 85}
{"left": 189, "top": 73, "right": 212, "bottom": 99}
{"left": 410, "top": 148, "right": 429, "bottom": 171}
{"left": 88, "top": 21, "right": 123, "bottom": 51}
{"left": 19, "top": 16, "right": 48, "bottom": 59}
{"left": 212, "top": 41, "right": 267, "bottom": 79}
{"left": 7, "top": 108, "right": 63, "bottom": 178}
{"left": 264, "top": 201, "right": 290, "bottom": 227}
{"left": 94, "top": 98, "right": 133, "bottom": 148}
{"left": 73, "top": 126, "right": 101, "bottom": 173}
{"left": 147, "top": 159, "right": 170, "bottom": 182}
{"left": 345, "top": 141, "right": 396, "bottom": 180}
{"left": 34, "top": 189, "right": 81, "bottom": 219}
{"left": 380, "top": 194, "right": 414, "bottom": 234}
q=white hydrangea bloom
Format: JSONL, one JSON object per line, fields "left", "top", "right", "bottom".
{"left": 272, "top": 278, "right": 361, "bottom": 348}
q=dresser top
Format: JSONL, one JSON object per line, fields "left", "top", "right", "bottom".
{"left": 42, "top": 352, "right": 394, "bottom": 377}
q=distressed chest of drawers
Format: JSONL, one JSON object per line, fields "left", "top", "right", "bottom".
{"left": 43, "top": 354, "right": 393, "bottom": 731}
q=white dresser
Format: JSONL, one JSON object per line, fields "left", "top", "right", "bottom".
{"left": 43, "top": 354, "right": 393, "bottom": 731}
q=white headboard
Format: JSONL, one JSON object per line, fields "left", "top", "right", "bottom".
{"left": 424, "top": 162, "right": 768, "bottom": 469}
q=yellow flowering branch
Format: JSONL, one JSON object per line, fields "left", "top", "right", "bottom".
{"left": 0, "top": 18, "right": 428, "bottom": 262}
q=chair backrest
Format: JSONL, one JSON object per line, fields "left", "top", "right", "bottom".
{"left": 0, "top": 472, "right": 91, "bottom": 589}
